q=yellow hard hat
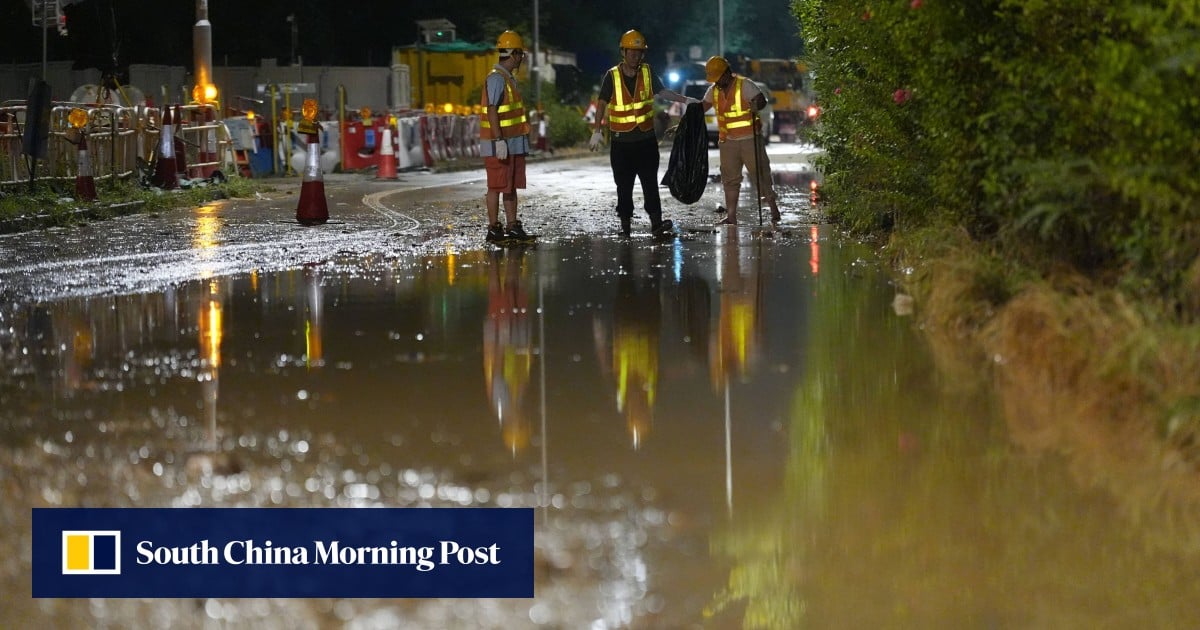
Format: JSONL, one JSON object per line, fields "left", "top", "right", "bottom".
{"left": 705, "top": 56, "right": 730, "bottom": 82}
{"left": 619, "top": 29, "right": 647, "bottom": 50}
{"left": 496, "top": 30, "right": 524, "bottom": 51}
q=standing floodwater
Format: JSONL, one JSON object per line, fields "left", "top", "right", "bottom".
{"left": 1, "top": 228, "right": 1197, "bottom": 628}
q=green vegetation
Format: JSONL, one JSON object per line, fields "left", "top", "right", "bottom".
{"left": 793, "top": 0, "right": 1200, "bottom": 308}
{"left": 0, "top": 177, "right": 269, "bottom": 231}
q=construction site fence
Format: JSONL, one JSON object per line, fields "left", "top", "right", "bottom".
{"left": 366, "top": 112, "right": 482, "bottom": 171}
{"left": 0, "top": 102, "right": 229, "bottom": 189}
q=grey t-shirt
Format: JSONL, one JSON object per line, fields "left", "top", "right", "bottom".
{"left": 479, "top": 65, "right": 530, "bottom": 157}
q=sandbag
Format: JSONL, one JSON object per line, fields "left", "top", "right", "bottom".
{"left": 661, "top": 103, "right": 709, "bottom": 204}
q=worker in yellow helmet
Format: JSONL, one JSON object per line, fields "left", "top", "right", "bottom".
{"left": 589, "top": 29, "right": 699, "bottom": 238}
{"left": 700, "top": 55, "right": 782, "bottom": 226}
{"left": 480, "top": 30, "right": 534, "bottom": 242}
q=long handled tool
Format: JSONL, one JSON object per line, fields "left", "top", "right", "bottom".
{"left": 751, "top": 110, "right": 764, "bottom": 227}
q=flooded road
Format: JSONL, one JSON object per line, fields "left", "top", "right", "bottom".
{"left": 2, "top": 149, "right": 1199, "bottom": 628}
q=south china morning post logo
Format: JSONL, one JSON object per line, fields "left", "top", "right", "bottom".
{"left": 61, "top": 530, "right": 121, "bottom": 575}
{"left": 33, "top": 508, "right": 533, "bottom": 598}
{"left": 133, "top": 537, "right": 498, "bottom": 572}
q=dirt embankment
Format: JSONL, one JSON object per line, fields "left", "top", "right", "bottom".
{"left": 906, "top": 243, "right": 1200, "bottom": 555}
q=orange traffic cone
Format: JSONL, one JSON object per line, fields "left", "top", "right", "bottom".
{"left": 152, "top": 105, "right": 178, "bottom": 189}
{"left": 75, "top": 133, "right": 97, "bottom": 201}
{"left": 296, "top": 131, "right": 329, "bottom": 225}
{"left": 376, "top": 124, "right": 398, "bottom": 179}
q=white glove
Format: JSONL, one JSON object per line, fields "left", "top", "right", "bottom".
{"left": 588, "top": 130, "right": 604, "bottom": 151}
{"left": 494, "top": 140, "right": 509, "bottom": 160}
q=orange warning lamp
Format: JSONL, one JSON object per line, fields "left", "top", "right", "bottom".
{"left": 246, "top": 110, "right": 256, "bottom": 120}
{"left": 192, "top": 84, "right": 218, "bottom": 104}
{"left": 442, "top": 102, "right": 454, "bottom": 114}
{"left": 359, "top": 106, "right": 372, "bottom": 125}
{"left": 299, "top": 98, "right": 320, "bottom": 134}
{"left": 68, "top": 108, "right": 88, "bottom": 129}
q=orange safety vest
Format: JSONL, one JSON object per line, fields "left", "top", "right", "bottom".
{"left": 607, "top": 64, "right": 655, "bottom": 133}
{"left": 479, "top": 69, "right": 530, "bottom": 139}
{"left": 714, "top": 75, "right": 758, "bottom": 142}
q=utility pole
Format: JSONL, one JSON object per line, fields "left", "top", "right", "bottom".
{"left": 194, "top": 0, "right": 213, "bottom": 94}
{"left": 533, "top": 0, "right": 541, "bottom": 108}
{"left": 718, "top": 0, "right": 725, "bottom": 57}
{"left": 288, "top": 14, "right": 297, "bottom": 67}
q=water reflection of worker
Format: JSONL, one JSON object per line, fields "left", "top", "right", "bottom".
{"left": 595, "top": 245, "right": 663, "bottom": 448}
{"left": 710, "top": 234, "right": 762, "bottom": 389}
{"left": 483, "top": 248, "right": 533, "bottom": 454}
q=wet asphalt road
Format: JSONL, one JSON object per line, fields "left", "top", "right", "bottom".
{"left": 0, "top": 144, "right": 824, "bottom": 301}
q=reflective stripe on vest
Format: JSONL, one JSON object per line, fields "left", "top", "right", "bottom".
{"left": 714, "top": 76, "right": 755, "bottom": 142}
{"left": 480, "top": 70, "right": 531, "bottom": 139}
{"left": 607, "top": 65, "right": 654, "bottom": 133}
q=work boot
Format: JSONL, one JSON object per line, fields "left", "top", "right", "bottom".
{"left": 619, "top": 216, "right": 632, "bottom": 238}
{"left": 505, "top": 221, "right": 530, "bottom": 241}
{"left": 485, "top": 222, "right": 505, "bottom": 242}
{"left": 651, "top": 219, "right": 674, "bottom": 237}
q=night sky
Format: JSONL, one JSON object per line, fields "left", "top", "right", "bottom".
{"left": 1, "top": 0, "right": 803, "bottom": 78}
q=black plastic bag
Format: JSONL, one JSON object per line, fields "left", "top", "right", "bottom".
{"left": 661, "top": 103, "right": 709, "bottom": 204}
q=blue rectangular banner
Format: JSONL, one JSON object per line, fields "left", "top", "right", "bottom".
{"left": 33, "top": 508, "right": 534, "bottom": 598}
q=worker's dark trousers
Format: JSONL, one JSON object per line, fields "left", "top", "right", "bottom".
{"left": 610, "top": 137, "right": 663, "bottom": 223}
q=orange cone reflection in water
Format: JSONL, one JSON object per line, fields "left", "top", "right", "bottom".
{"left": 305, "top": 266, "right": 324, "bottom": 369}
{"left": 810, "top": 225, "right": 820, "bottom": 275}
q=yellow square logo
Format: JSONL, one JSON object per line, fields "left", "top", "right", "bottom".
{"left": 61, "top": 530, "right": 121, "bottom": 575}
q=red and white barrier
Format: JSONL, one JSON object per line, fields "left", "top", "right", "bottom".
{"left": 152, "top": 106, "right": 178, "bottom": 189}
{"left": 75, "top": 133, "right": 97, "bottom": 201}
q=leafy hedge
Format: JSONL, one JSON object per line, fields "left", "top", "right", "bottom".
{"left": 794, "top": 0, "right": 1200, "bottom": 300}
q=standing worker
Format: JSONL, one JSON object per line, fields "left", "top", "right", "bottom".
{"left": 701, "top": 56, "right": 782, "bottom": 226}
{"left": 480, "top": 30, "right": 534, "bottom": 242}
{"left": 589, "top": 29, "right": 698, "bottom": 237}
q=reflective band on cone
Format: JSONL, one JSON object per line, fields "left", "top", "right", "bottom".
{"left": 75, "top": 134, "right": 97, "bottom": 201}
{"left": 152, "top": 107, "right": 178, "bottom": 189}
{"left": 296, "top": 136, "right": 329, "bottom": 225}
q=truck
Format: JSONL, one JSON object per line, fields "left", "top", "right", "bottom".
{"left": 741, "top": 58, "right": 815, "bottom": 143}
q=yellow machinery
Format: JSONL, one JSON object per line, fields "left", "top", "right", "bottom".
{"left": 393, "top": 42, "right": 519, "bottom": 111}
{"left": 745, "top": 58, "right": 814, "bottom": 142}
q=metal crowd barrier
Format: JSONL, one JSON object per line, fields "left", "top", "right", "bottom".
{"left": 0, "top": 101, "right": 232, "bottom": 189}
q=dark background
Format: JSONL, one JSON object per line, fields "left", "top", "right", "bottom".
{"left": 0, "top": 0, "right": 803, "bottom": 79}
